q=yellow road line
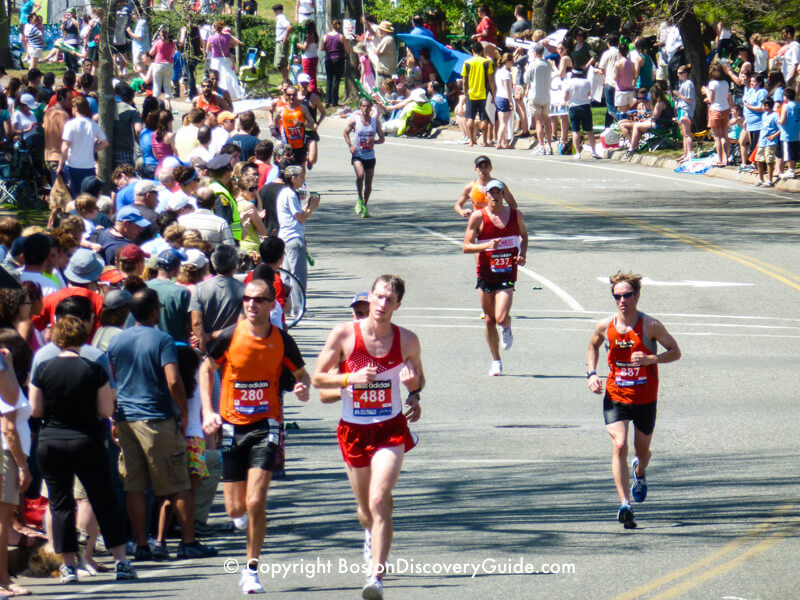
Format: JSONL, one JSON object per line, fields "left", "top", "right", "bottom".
{"left": 648, "top": 515, "right": 800, "bottom": 600}
{"left": 609, "top": 506, "right": 790, "bottom": 600}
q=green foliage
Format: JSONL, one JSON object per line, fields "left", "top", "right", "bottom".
{"left": 365, "top": 0, "right": 514, "bottom": 36}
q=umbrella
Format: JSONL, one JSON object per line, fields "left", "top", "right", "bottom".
{"left": 398, "top": 33, "right": 472, "bottom": 83}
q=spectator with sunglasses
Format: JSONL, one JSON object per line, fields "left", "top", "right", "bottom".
{"left": 236, "top": 174, "right": 268, "bottom": 255}
{"left": 587, "top": 271, "right": 681, "bottom": 529}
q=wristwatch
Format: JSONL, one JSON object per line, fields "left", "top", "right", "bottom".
{"left": 586, "top": 370, "right": 597, "bottom": 379}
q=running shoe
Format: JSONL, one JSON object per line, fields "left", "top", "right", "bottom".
{"left": 240, "top": 567, "right": 264, "bottom": 594}
{"left": 781, "top": 170, "right": 795, "bottom": 179}
{"left": 752, "top": 181, "right": 763, "bottom": 187}
{"left": 545, "top": 145, "right": 553, "bottom": 155}
{"left": 631, "top": 457, "right": 647, "bottom": 503}
{"left": 361, "top": 205, "right": 371, "bottom": 218}
{"left": 115, "top": 560, "right": 138, "bottom": 581}
{"left": 534, "top": 146, "right": 547, "bottom": 155}
{"left": 363, "top": 529, "right": 372, "bottom": 565}
{"left": 355, "top": 197, "right": 365, "bottom": 216}
{"left": 59, "top": 563, "right": 79, "bottom": 583}
{"left": 233, "top": 514, "right": 249, "bottom": 530}
{"left": 489, "top": 360, "right": 502, "bottom": 376}
{"left": 151, "top": 541, "right": 170, "bottom": 560}
{"left": 362, "top": 575, "right": 384, "bottom": 600}
{"left": 133, "top": 545, "right": 153, "bottom": 561}
{"left": 177, "top": 540, "right": 218, "bottom": 559}
{"left": 500, "top": 327, "right": 513, "bottom": 350}
{"left": 591, "top": 152, "right": 602, "bottom": 160}
{"left": 763, "top": 181, "right": 775, "bottom": 187}
{"left": 617, "top": 504, "right": 636, "bottom": 529}
{"left": 624, "top": 150, "right": 635, "bottom": 160}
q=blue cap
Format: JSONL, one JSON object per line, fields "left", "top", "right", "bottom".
{"left": 349, "top": 292, "right": 369, "bottom": 307}
{"left": 116, "top": 205, "right": 151, "bottom": 227}
{"left": 156, "top": 248, "right": 187, "bottom": 271}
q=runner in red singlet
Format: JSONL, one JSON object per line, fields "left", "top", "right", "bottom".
{"left": 462, "top": 179, "right": 528, "bottom": 376}
{"left": 312, "top": 275, "right": 424, "bottom": 600}
{"left": 275, "top": 86, "right": 316, "bottom": 169}
{"left": 454, "top": 155, "right": 517, "bottom": 218}
{"left": 587, "top": 271, "right": 681, "bottom": 528}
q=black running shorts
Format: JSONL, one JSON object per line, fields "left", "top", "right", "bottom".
{"left": 221, "top": 419, "right": 279, "bottom": 482}
{"left": 603, "top": 394, "right": 657, "bottom": 436}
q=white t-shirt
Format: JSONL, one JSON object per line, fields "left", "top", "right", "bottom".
{"left": 782, "top": 41, "right": 800, "bottom": 83}
{"left": 302, "top": 42, "right": 318, "bottom": 59}
{"left": 276, "top": 186, "right": 304, "bottom": 243}
{"left": 599, "top": 47, "right": 620, "bottom": 85}
{"left": 708, "top": 79, "right": 730, "bottom": 111}
{"left": 188, "top": 145, "right": 215, "bottom": 165}
{"left": 209, "top": 126, "right": 229, "bottom": 155}
{"left": 275, "top": 13, "right": 291, "bottom": 43}
{"left": 564, "top": 78, "right": 592, "bottom": 107}
{"left": 0, "top": 390, "right": 32, "bottom": 456}
{"left": 753, "top": 45, "right": 769, "bottom": 73}
{"left": 19, "top": 270, "right": 62, "bottom": 298}
{"left": 11, "top": 110, "right": 37, "bottom": 142}
{"left": 63, "top": 116, "right": 107, "bottom": 169}
{"left": 494, "top": 66, "right": 511, "bottom": 99}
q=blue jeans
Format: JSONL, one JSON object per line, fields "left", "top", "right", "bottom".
{"left": 283, "top": 237, "right": 307, "bottom": 316}
{"left": 604, "top": 84, "right": 617, "bottom": 127}
{"left": 64, "top": 165, "right": 96, "bottom": 197}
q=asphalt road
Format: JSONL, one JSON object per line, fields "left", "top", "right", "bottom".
{"left": 19, "top": 120, "right": 800, "bottom": 600}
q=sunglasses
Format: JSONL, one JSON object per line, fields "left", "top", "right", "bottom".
{"left": 612, "top": 292, "right": 635, "bottom": 300}
{"left": 247, "top": 186, "right": 258, "bottom": 192}
{"left": 243, "top": 295, "right": 275, "bottom": 304}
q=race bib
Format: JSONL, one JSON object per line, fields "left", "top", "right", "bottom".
{"left": 358, "top": 135, "right": 374, "bottom": 151}
{"left": 614, "top": 362, "right": 647, "bottom": 387}
{"left": 352, "top": 381, "right": 392, "bottom": 417}
{"left": 489, "top": 249, "right": 517, "bottom": 273}
{"left": 233, "top": 380, "right": 270, "bottom": 415}
{"left": 288, "top": 125, "right": 304, "bottom": 140}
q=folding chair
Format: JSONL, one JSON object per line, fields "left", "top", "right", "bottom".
{"left": 642, "top": 121, "right": 681, "bottom": 151}
{"left": 238, "top": 49, "right": 269, "bottom": 98}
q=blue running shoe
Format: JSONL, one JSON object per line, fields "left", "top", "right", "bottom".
{"left": 631, "top": 458, "right": 647, "bottom": 503}
{"left": 617, "top": 504, "right": 636, "bottom": 529}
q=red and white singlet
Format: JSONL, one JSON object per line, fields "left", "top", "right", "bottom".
{"left": 340, "top": 321, "right": 405, "bottom": 424}
{"left": 605, "top": 313, "right": 659, "bottom": 405}
{"left": 476, "top": 208, "right": 522, "bottom": 283}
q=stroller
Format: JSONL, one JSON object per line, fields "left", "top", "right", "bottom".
{"left": 0, "top": 136, "right": 45, "bottom": 210}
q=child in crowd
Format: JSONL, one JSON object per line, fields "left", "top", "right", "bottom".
{"left": 728, "top": 104, "right": 745, "bottom": 166}
{"left": 777, "top": 88, "right": 799, "bottom": 179}
{"left": 754, "top": 97, "right": 780, "bottom": 186}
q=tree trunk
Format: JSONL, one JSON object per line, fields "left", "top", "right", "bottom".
{"left": 531, "top": 0, "right": 558, "bottom": 33}
{"left": 98, "top": 1, "right": 118, "bottom": 193}
{"left": 235, "top": 0, "right": 242, "bottom": 66}
{"left": 342, "top": 0, "right": 363, "bottom": 103}
{"left": 675, "top": 1, "right": 708, "bottom": 130}
{"left": 0, "top": 0, "right": 11, "bottom": 71}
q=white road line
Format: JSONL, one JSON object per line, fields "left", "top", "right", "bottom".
{"left": 319, "top": 133, "right": 797, "bottom": 200}
{"left": 413, "top": 224, "right": 585, "bottom": 312}
{"left": 396, "top": 308, "right": 800, "bottom": 322}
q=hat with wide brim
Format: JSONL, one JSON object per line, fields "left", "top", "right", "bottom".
{"left": 378, "top": 20, "right": 394, "bottom": 33}
{"left": 64, "top": 248, "right": 105, "bottom": 284}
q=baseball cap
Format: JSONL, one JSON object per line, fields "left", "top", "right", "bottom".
{"left": 474, "top": 155, "right": 491, "bottom": 166}
{"left": 99, "top": 266, "right": 126, "bottom": 284}
{"left": 64, "top": 248, "right": 104, "bottom": 284}
{"left": 485, "top": 179, "right": 504, "bottom": 193}
{"left": 349, "top": 292, "right": 369, "bottom": 307}
{"left": 80, "top": 176, "right": 104, "bottom": 197}
{"left": 116, "top": 205, "right": 151, "bottom": 227}
{"left": 168, "top": 194, "right": 191, "bottom": 212}
{"left": 10, "top": 236, "right": 26, "bottom": 258}
{"left": 119, "top": 244, "right": 146, "bottom": 262}
{"left": 102, "top": 289, "right": 133, "bottom": 310}
{"left": 182, "top": 248, "right": 208, "bottom": 269}
{"left": 19, "top": 93, "right": 39, "bottom": 110}
{"left": 134, "top": 180, "right": 159, "bottom": 195}
{"left": 156, "top": 248, "right": 186, "bottom": 271}
{"left": 206, "top": 153, "right": 232, "bottom": 170}
{"left": 217, "top": 111, "right": 236, "bottom": 123}
{"left": 297, "top": 73, "right": 311, "bottom": 84}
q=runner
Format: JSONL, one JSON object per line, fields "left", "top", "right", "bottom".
{"left": 199, "top": 278, "right": 310, "bottom": 594}
{"left": 587, "top": 272, "right": 681, "bottom": 528}
{"left": 454, "top": 155, "right": 517, "bottom": 219}
{"left": 462, "top": 179, "right": 528, "bottom": 376}
{"left": 312, "top": 275, "right": 424, "bottom": 600}
{"left": 274, "top": 86, "right": 317, "bottom": 169}
{"left": 344, "top": 98, "right": 385, "bottom": 218}
{"left": 297, "top": 73, "right": 326, "bottom": 171}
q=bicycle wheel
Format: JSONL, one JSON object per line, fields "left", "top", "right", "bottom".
{"left": 279, "top": 267, "right": 306, "bottom": 328}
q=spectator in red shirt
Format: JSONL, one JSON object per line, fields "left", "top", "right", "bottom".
{"left": 472, "top": 5, "right": 498, "bottom": 46}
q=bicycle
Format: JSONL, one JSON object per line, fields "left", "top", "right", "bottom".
{"left": 279, "top": 267, "right": 306, "bottom": 328}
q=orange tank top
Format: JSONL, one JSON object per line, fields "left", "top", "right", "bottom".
{"left": 282, "top": 106, "right": 306, "bottom": 149}
{"left": 605, "top": 314, "right": 658, "bottom": 405}
{"left": 469, "top": 180, "right": 488, "bottom": 210}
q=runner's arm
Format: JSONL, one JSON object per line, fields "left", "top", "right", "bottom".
{"left": 291, "top": 366, "right": 311, "bottom": 402}
{"left": 587, "top": 319, "right": 608, "bottom": 393}
{"left": 637, "top": 317, "right": 681, "bottom": 366}
{"left": 300, "top": 104, "right": 317, "bottom": 131}
{"left": 516, "top": 210, "right": 528, "bottom": 266}
{"left": 199, "top": 356, "right": 222, "bottom": 434}
{"left": 375, "top": 118, "right": 385, "bottom": 145}
{"left": 313, "top": 95, "right": 327, "bottom": 125}
{"left": 455, "top": 183, "right": 473, "bottom": 217}
{"left": 344, "top": 119, "right": 355, "bottom": 152}
{"left": 312, "top": 324, "right": 348, "bottom": 389}
{"left": 462, "top": 211, "right": 497, "bottom": 253}
{"left": 400, "top": 329, "right": 424, "bottom": 422}
{"left": 501, "top": 181, "right": 518, "bottom": 209}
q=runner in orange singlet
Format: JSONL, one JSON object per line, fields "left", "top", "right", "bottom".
{"left": 462, "top": 179, "right": 528, "bottom": 376}
{"left": 587, "top": 272, "right": 681, "bottom": 529}
{"left": 312, "top": 275, "right": 424, "bottom": 600}
{"left": 275, "top": 86, "right": 317, "bottom": 169}
{"left": 454, "top": 155, "right": 517, "bottom": 218}
{"left": 199, "top": 279, "right": 310, "bottom": 593}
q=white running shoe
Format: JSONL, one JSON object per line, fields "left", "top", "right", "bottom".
{"left": 363, "top": 529, "right": 372, "bottom": 565}
{"left": 500, "top": 327, "right": 513, "bottom": 350}
{"left": 240, "top": 567, "right": 264, "bottom": 594}
{"left": 362, "top": 575, "right": 384, "bottom": 600}
{"left": 489, "top": 360, "right": 502, "bottom": 376}
{"left": 233, "top": 514, "right": 249, "bottom": 530}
